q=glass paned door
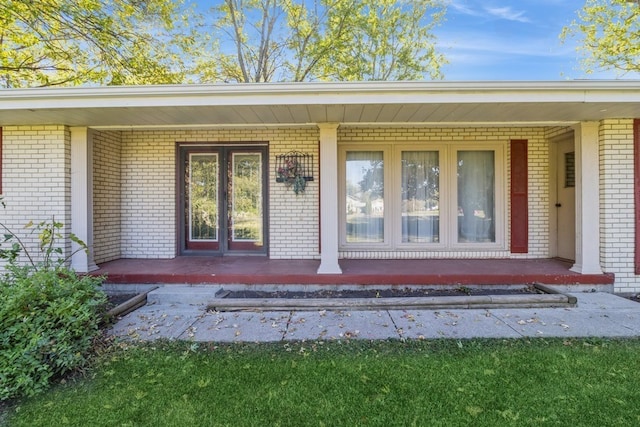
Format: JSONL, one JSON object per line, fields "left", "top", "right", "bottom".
{"left": 228, "top": 151, "right": 264, "bottom": 251}
{"left": 181, "top": 146, "right": 267, "bottom": 254}
{"left": 186, "top": 153, "right": 219, "bottom": 250}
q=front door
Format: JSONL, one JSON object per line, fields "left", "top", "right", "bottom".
{"left": 555, "top": 138, "right": 576, "bottom": 261}
{"left": 180, "top": 145, "right": 267, "bottom": 255}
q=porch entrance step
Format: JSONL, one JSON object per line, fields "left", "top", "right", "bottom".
{"left": 144, "top": 284, "right": 577, "bottom": 311}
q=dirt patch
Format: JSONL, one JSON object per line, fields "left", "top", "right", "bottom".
{"left": 219, "top": 285, "right": 544, "bottom": 299}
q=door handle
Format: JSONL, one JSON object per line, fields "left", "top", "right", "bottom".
{"left": 555, "top": 203, "right": 562, "bottom": 207}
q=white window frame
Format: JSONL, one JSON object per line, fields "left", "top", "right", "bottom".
{"left": 449, "top": 144, "right": 506, "bottom": 250}
{"left": 339, "top": 141, "right": 507, "bottom": 252}
{"left": 339, "top": 145, "right": 392, "bottom": 249}
{"left": 394, "top": 144, "right": 447, "bottom": 250}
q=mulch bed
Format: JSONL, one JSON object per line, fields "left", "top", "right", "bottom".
{"left": 219, "top": 285, "right": 543, "bottom": 299}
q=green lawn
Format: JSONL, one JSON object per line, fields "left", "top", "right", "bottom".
{"left": 5, "top": 338, "right": 640, "bottom": 426}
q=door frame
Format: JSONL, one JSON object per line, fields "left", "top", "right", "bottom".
{"left": 177, "top": 142, "right": 269, "bottom": 256}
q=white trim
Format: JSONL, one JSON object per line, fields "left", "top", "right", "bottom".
{"left": 3, "top": 80, "right": 640, "bottom": 107}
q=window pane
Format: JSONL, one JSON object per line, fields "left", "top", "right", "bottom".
{"left": 346, "top": 151, "right": 384, "bottom": 243}
{"left": 401, "top": 151, "right": 439, "bottom": 243}
{"left": 189, "top": 154, "right": 218, "bottom": 241}
{"left": 231, "top": 153, "right": 263, "bottom": 242}
{"left": 458, "top": 151, "right": 495, "bottom": 243}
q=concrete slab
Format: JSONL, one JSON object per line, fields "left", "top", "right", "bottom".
{"left": 490, "top": 308, "right": 639, "bottom": 338}
{"left": 106, "top": 292, "right": 640, "bottom": 342}
{"left": 568, "top": 292, "right": 640, "bottom": 310}
{"left": 389, "top": 309, "right": 522, "bottom": 339}
{"left": 108, "top": 303, "right": 203, "bottom": 341}
{"left": 284, "top": 310, "right": 398, "bottom": 341}
{"left": 187, "top": 311, "right": 290, "bottom": 342}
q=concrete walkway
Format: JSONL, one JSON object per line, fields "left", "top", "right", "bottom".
{"left": 108, "top": 290, "right": 640, "bottom": 342}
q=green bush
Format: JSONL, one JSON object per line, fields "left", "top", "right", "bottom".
{"left": 0, "top": 201, "right": 107, "bottom": 400}
{"left": 0, "top": 269, "right": 106, "bottom": 400}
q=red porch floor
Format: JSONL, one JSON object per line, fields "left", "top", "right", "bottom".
{"left": 94, "top": 257, "right": 614, "bottom": 287}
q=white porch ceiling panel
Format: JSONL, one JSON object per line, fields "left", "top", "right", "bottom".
{"left": 0, "top": 81, "right": 639, "bottom": 128}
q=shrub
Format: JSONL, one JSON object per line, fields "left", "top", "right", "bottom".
{"left": 0, "top": 202, "right": 106, "bottom": 401}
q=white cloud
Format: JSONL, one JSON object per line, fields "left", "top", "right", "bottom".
{"left": 484, "top": 6, "right": 530, "bottom": 23}
{"left": 448, "top": 1, "right": 530, "bottom": 23}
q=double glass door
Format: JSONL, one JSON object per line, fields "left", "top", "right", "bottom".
{"left": 180, "top": 145, "right": 267, "bottom": 254}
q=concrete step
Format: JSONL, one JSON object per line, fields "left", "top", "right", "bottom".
{"left": 139, "top": 284, "right": 577, "bottom": 311}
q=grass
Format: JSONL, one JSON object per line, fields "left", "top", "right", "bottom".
{"left": 4, "top": 338, "right": 640, "bottom": 426}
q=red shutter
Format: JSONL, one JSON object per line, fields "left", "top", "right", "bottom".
{"left": 634, "top": 120, "right": 640, "bottom": 274}
{"left": 510, "top": 140, "right": 528, "bottom": 253}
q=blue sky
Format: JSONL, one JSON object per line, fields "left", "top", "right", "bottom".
{"left": 437, "top": 0, "right": 639, "bottom": 80}
{"left": 195, "top": 0, "right": 639, "bottom": 81}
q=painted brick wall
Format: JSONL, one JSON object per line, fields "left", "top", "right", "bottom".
{"left": 599, "top": 119, "right": 638, "bottom": 292}
{"left": 337, "top": 126, "right": 550, "bottom": 259}
{"left": 117, "top": 127, "right": 320, "bottom": 259}
{"left": 92, "top": 130, "right": 122, "bottom": 263}
{"left": 0, "top": 126, "right": 71, "bottom": 264}
{"left": 91, "top": 126, "right": 553, "bottom": 262}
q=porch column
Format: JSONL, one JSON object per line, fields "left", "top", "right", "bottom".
{"left": 70, "top": 127, "right": 98, "bottom": 273}
{"left": 570, "top": 121, "right": 603, "bottom": 274}
{"left": 317, "top": 123, "right": 342, "bottom": 274}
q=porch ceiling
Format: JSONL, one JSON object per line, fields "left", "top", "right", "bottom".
{"left": 1, "top": 80, "right": 639, "bottom": 128}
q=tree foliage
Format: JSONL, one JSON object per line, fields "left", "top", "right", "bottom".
{"left": 0, "top": 0, "right": 198, "bottom": 87}
{"left": 206, "top": 0, "right": 447, "bottom": 82}
{"left": 0, "top": 0, "right": 447, "bottom": 87}
{"left": 562, "top": 0, "right": 640, "bottom": 74}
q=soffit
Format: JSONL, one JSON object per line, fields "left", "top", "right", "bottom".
{"left": 0, "top": 81, "right": 639, "bottom": 128}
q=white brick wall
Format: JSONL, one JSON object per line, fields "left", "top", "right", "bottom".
{"left": 599, "top": 119, "right": 638, "bottom": 292}
{"left": 115, "top": 127, "right": 320, "bottom": 259}
{"left": 0, "top": 126, "right": 71, "bottom": 265}
{"left": 7, "top": 122, "right": 639, "bottom": 292}
{"left": 93, "top": 130, "right": 122, "bottom": 263}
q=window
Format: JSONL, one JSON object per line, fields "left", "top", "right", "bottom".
{"left": 340, "top": 143, "right": 504, "bottom": 250}
{"left": 401, "top": 150, "right": 440, "bottom": 243}
{"left": 457, "top": 150, "right": 495, "bottom": 243}
{"left": 345, "top": 150, "right": 386, "bottom": 244}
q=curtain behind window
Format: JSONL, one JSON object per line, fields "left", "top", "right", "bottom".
{"left": 457, "top": 151, "right": 495, "bottom": 243}
{"left": 401, "top": 151, "right": 439, "bottom": 243}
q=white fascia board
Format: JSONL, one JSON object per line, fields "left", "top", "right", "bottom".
{"left": 1, "top": 80, "right": 640, "bottom": 111}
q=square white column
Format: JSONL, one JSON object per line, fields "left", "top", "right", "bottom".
{"left": 317, "top": 123, "right": 342, "bottom": 274}
{"left": 70, "top": 127, "right": 98, "bottom": 273}
{"left": 570, "top": 121, "right": 603, "bottom": 274}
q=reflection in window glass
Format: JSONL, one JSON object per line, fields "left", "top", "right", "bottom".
{"left": 231, "top": 153, "right": 263, "bottom": 242}
{"left": 458, "top": 151, "right": 495, "bottom": 243}
{"left": 189, "top": 154, "right": 218, "bottom": 241}
{"left": 401, "top": 151, "right": 439, "bottom": 243}
{"left": 346, "top": 151, "right": 384, "bottom": 243}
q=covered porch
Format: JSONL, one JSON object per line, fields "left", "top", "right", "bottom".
{"left": 94, "top": 257, "right": 614, "bottom": 287}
